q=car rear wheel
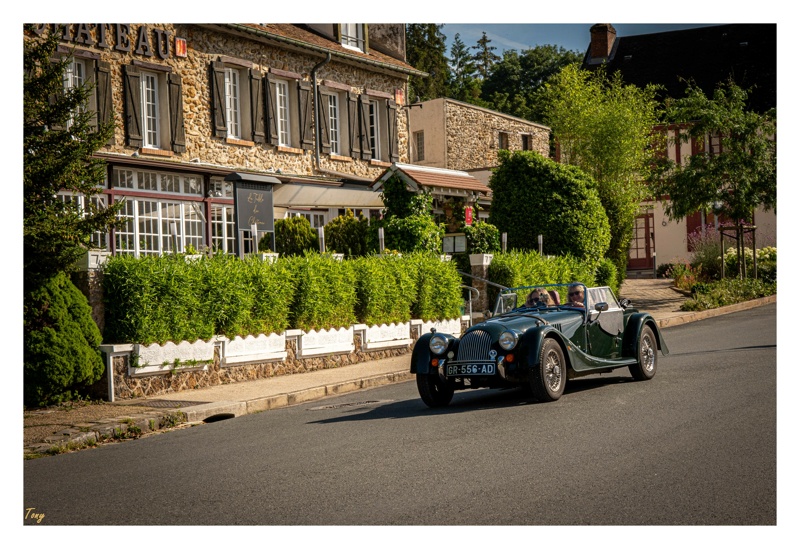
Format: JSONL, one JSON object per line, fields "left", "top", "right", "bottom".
{"left": 531, "top": 338, "right": 566, "bottom": 402}
{"left": 629, "top": 325, "right": 657, "bottom": 381}
{"left": 416, "top": 373, "right": 454, "bottom": 408}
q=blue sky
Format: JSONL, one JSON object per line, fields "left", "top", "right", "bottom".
{"left": 441, "top": 24, "right": 719, "bottom": 56}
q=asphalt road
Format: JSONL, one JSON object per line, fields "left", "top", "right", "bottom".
{"left": 23, "top": 304, "right": 777, "bottom": 528}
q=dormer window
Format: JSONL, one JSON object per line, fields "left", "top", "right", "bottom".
{"left": 340, "top": 24, "right": 366, "bottom": 52}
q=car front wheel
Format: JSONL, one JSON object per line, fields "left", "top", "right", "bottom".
{"left": 629, "top": 325, "right": 657, "bottom": 381}
{"left": 416, "top": 373, "right": 454, "bottom": 408}
{"left": 530, "top": 338, "right": 566, "bottom": 402}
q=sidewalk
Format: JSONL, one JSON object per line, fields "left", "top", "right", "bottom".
{"left": 23, "top": 279, "right": 776, "bottom": 456}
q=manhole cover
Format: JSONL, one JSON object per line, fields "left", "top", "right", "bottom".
{"left": 309, "top": 400, "right": 392, "bottom": 411}
{"left": 120, "top": 400, "right": 210, "bottom": 409}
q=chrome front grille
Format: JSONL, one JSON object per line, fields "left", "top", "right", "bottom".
{"left": 456, "top": 330, "right": 493, "bottom": 362}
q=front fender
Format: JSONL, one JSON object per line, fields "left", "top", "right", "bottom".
{"left": 410, "top": 332, "right": 456, "bottom": 374}
{"left": 517, "top": 326, "right": 570, "bottom": 371}
{"left": 622, "top": 313, "right": 670, "bottom": 357}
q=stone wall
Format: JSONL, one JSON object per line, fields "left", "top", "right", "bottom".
{"left": 444, "top": 100, "right": 550, "bottom": 171}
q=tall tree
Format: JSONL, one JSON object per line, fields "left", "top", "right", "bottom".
{"left": 24, "top": 27, "right": 121, "bottom": 291}
{"left": 539, "top": 64, "right": 664, "bottom": 284}
{"left": 471, "top": 31, "right": 500, "bottom": 79}
{"left": 447, "top": 33, "right": 481, "bottom": 102}
{"left": 651, "top": 79, "right": 777, "bottom": 223}
{"left": 406, "top": 24, "right": 450, "bottom": 101}
{"left": 482, "top": 45, "right": 582, "bottom": 121}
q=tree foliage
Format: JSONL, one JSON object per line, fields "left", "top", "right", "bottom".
{"left": 325, "top": 209, "right": 370, "bottom": 257}
{"left": 650, "top": 79, "right": 777, "bottom": 222}
{"left": 447, "top": 33, "right": 482, "bottom": 103}
{"left": 275, "top": 216, "right": 319, "bottom": 256}
{"left": 482, "top": 45, "right": 582, "bottom": 122}
{"left": 24, "top": 272, "right": 105, "bottom": 406}
{"left": 471, "top": 32, "right": 501, "bottom": 79}
{"left": 406, "top": 24, "right": 450, "bottom": 102}
{"left": 24, "top": 27, "right": 120, "bottom": 291}
{"left": 539, "top": 64, "right": 664, "bottom": 283}
{"left": 488, "top": 150, "right": 610, "bottom": 264}
{"left": 378, "top": 174, "right": 444, "bottom": 254}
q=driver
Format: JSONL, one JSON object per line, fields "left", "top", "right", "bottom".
{"left": 566, "top": 284, "right": 586, "bottom": 308}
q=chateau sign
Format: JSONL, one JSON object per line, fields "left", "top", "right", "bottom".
{"left": 29, "top": 24, "right": 187, "bottom": 59}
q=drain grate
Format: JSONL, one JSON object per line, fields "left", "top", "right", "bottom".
{"left": 120, "top": 400, "right": 210, "bottom": 409}
{"left": 309, "top": 400, "right": 391, "bottom": 411}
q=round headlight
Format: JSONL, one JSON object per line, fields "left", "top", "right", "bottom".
{"left": 498, "top": 331, "right": 518, "bottom": 351}
{"left": 429, "top": 334, "right": 448, "bottom": 355}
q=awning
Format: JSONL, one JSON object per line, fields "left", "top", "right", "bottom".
{"left": 273, "top": 183, "right": 384, "bottom": 208}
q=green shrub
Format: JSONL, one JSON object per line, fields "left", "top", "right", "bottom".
{"left": 406, "top": 252, "right": 463, "bottom": 321}
{"left": 723, "top": 245, "right": 777, "bottom": 283}
{"left": 24, "top": 273, "right": 105, "bottom": 406}
{"left": 666, "top": 261, "right": 701, "bottom": 291}
{"left": 488, "top": 150, "right": 611, "bottom": 264}
{"left": 485, "top": 251, "right": 597, "bottom": 309}
{"left": 325, "top": 209, "right": 370, "bottom": 257}
{"left": 681, "top": 278, "right": 776, "bottom": 311}
{"left": 594, "top": 258, "right": 619, "bottom": 296}
{"left": 353, "top": 255, "right": 416, "bottom": 325}
{"left": 464, "top": 220, "right": 500, "bottom": 253}
{"left": 384, "top": 214, "right": 444, "bottom": 254}
{"left": 285, "top": 253, "right": 358, "bottom": 331}
{"left": 275, "top": 216, "right": 319, "bottom": 256}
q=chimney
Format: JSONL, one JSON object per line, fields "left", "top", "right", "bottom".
{"left": 589, "top": 23, "right": 617, "bottom": 59}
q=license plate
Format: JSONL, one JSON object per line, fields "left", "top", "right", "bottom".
{"left": 446, "top": 363, "right": 496, "bottom": 376}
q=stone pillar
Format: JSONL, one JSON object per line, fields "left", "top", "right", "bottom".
{"left": 71, "top": 251, "right": 110, "bottom": 335}
{"left": 469, "top": 253, "right": 494, "bottom": 315}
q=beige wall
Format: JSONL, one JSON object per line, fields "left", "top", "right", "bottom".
{"left": 408, "top": 98, "right": 447, "bottom": 167}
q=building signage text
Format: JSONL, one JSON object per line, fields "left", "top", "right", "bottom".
{"left": 29, "top": 24, "right": 185, "bottom": 60}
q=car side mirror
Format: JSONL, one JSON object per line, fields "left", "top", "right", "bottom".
{"left": 619, "top": 298, "right": 631, "bottom": 309}
{"left": 594, "top": 302, "right": 609, "bottom": 312}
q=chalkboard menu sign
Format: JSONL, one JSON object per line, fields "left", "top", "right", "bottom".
{"left": 225, "top": 173, "right": 281, "bottom": 256}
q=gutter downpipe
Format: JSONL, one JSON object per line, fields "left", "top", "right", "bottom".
{"left": 311, "top": 52, "right": 332, "bottom": 172}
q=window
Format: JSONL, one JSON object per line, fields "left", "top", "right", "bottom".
{"left": 140, "top": 70, "right": 160, "bottom": 148}
{"left": 275, "top": 79, "right": 291, "bottom": 146}
{"left": 123, "top": 64, "right": 186, "bottom": 153}
{"left": 340, "top": 24, "right": 366, "bottom": 52}
{"left": 112, "top": 169, "right": 206, "bottom": 257}
{"left": 225, "top": 67, "right": 242, "bottom": 138}
{"left": 368, "top": 100, "right": 380, "bottom": 159}
{"left": 58, "top": 191, "right": 109, "bottom": 250}
{"left": 63, "top": 59, "right": 86, "bottom": 128}
{"left": 414, "top": 131, "right": 425, "bottom": 161}
{"left": 522, "top": 134, "right": 532, "bottom": 151}
{"left": 287, "top": 210, "right": 326, "bottom": 229}
{"left": 498, "top": 131, "right": 509, "bottom": 150}
{"left": 328, "top": 93, "right": 340, "bottom": 155}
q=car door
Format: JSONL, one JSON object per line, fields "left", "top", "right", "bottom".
{"left": 586, "top": 287, "right": 624, "bottom": 358}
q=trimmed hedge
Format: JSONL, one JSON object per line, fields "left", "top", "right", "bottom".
{"left": 102, "top": 252, "right": 463, "bottom": 344}
{"left": 486, "top": 251, "right": 600, "bottom": 307}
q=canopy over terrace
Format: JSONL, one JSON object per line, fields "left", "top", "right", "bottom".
{"left": 371, "top": 163, "right": 492, "bottom": 211}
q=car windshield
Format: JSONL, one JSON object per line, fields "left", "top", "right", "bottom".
{"left": 494, "top": 283, "right": 589, "bottom": 315}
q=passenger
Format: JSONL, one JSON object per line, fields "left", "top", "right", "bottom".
{"left": 567, "top": 284, "right": 586, "bottom": 308}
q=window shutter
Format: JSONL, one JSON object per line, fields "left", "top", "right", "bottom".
{"left": 250, "top": 69, "right": 266, "bottom": 143}
{"left": 122, "top": 64, "right": 142, "bottom": 148}
{"left": 95, "top": 61, "right": 114, "bottom": 145}
{"left": 358, "top": 94, "right": 372, "bottom": 160}
{"left": 298, "top": 80, "right": 314, "bottom": 151}
{"left": 362, "top": 24, "right": 369, "bottom": 54}
{"left": 48, "top": 60, "right": 66, "bottom": 131}
{"left": 347, "top": 91, "right": 361, "bottom": 159}
{"left": 265, "top": 75, "right": 279, "bottom": 145}
{"left": 686, "top": 211, "right": 703, "bottom": 251}
{"left": 387, "top": 100, "right": 399, "bottom": 163}
{"left": 210, "top": 61, "right": 227, "bottom": 138}
{"left": 168, "top": 73, "right": 186, "bottom": 153}
{"left": 317, "top": 91, "right": 331, "bottom": 155}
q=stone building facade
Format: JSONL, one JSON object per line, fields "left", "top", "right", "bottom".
{"left": 26, "top": 23, "right": 425, "bottom": 256}
{"left": 407, "top": 97, "right": 550, "bottom": 188}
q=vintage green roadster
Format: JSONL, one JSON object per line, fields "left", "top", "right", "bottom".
{"left": 411, "top": 283, "right": 669, "bottom": 407}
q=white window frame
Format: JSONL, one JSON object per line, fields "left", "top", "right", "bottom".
{"left": 140, "top": 70, "right": 160, "bottom": 149}
{"left": 57, "top": 190, "right": 109, "bottom": 250}
{"left": 63, "top": 58, "right": 86, "bottom": 128}
{"left": 287, "top": 210, "right": 326, "bottom": 229}
{"left": 368, "top": 100, "right": 380, "bottom": 160}
{"left": 211, "top": 203, "right": 236, "bottom": 254}
{"left": 328, "top": 93, "right": 340, "bottom": 155}
{"left": 224, "top": 67, "right": 242, "bottom": 139}
{"left": 341, "top": 24, "right": 365, "bottom": 52}
{"left": 275, "top": 79, "right": 291, "bottom": 147}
